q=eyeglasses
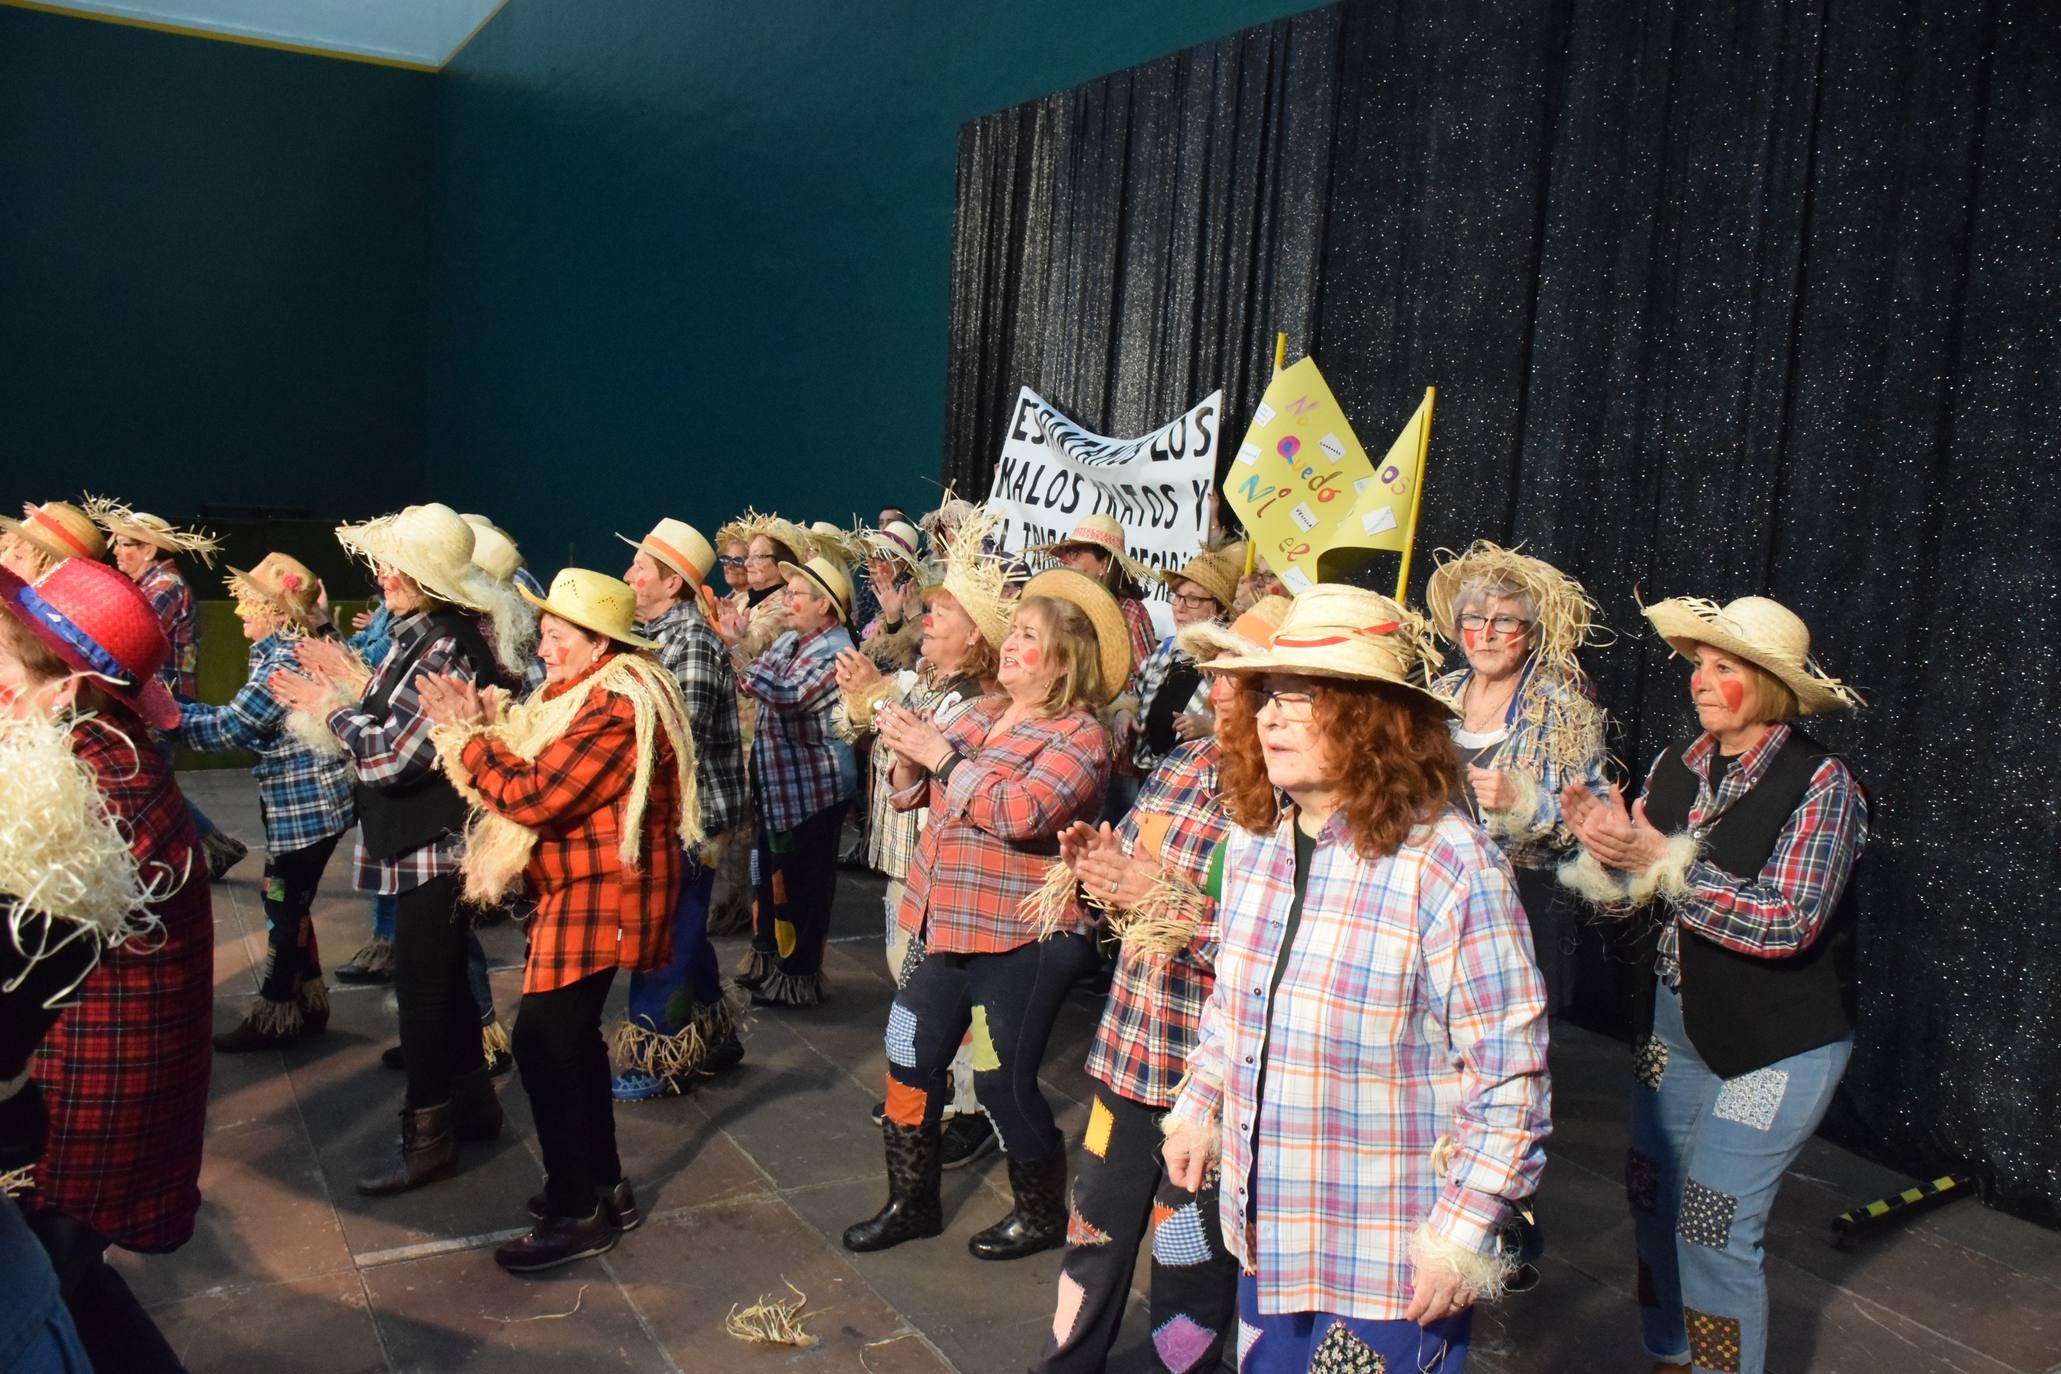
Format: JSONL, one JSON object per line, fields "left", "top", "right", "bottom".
{"left": 1458, "top": 613, "right": 1533, "bottom": 637}
{"left": 1243, "top": 685, "right": 1317, "bottom": 722}
{"left": 1170, "top": 591, "right": 1219, "bottom": 610}
{"left": 717, "top": 555, "right": 745, "bottom": 569}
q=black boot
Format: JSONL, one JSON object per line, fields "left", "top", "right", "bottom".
{"left": 451, "top": 1066, "right": 504, "bottom": 1143}
{"left": 968, "top": 1151, "right": 1067, "bottom": 1261}
{"left": 355, "top": 1102, "right": 457, "bottom": 1196}
{"left": 842, "top": 1119, "right": 943, "bottom": 1252}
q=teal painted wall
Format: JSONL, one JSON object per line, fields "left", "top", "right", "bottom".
{"left": 0, "top": 7, "right": 433, "bottom": 518}
{"left": 427, "top": 0, "right": 1321, "bottom": 572}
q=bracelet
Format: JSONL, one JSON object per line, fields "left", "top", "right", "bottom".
{"left": 935, "top": 750, "right": 964, "bottom": 782}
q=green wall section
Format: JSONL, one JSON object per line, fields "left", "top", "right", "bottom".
{"left": 426, "top": 0, "right": 1319, "bottom": 572}
{"left": 0, "top": 7, "right": 434, "bottom": 518}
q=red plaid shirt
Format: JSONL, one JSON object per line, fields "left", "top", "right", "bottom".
{"left": 894, "top": 698, "right": 1109, "bottom": 953}
{"left": 137, "top": 560, "right": 199, "bottom": 700}
{"left": 1086, "top": 739, "right": 1226, "bottom": 1107}
{"left": 460, "top": 663, "right": 685, "bottom": 995}
{"left": 31, "top": 715, "right": 213, "bottom": 1252}
{"left": 1118, "top": 597, "right": 1155, "bottom": 676}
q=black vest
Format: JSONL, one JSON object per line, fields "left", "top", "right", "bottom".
{"left": 1634, "top": 729, "right": 1860, "bottom": 1079}
{"left": 353, "top": 609, "right": 505, "bottom": 862}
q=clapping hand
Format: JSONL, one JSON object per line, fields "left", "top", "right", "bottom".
{"left": 1560, "top": 781, "right": 1669, "bottom": 872}
{"left": 415, "top": 670, "right": 491, "bottom": 729}
{"left": 1058, "top": 821, "right": 1151, "bottom": 909}
{"left": 875, "top": 701, "right": 951, "bottom": 772}
{"left": 835, "top": 647, "right": 883, "bottom": 695}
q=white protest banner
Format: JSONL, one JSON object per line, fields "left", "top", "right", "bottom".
{"left": 987, "top": 386, "right": 1223, "bottom": 638}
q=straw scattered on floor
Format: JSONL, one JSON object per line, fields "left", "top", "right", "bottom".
{"left": 725, "top": 1279, "right": 819, "bottom": 1348}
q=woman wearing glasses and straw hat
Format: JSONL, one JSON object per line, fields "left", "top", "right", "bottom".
{"left": 1036, "top": 514, "right": 1158, "bottom": 669}
{"left": 1112, "top": 543, "right": 1244, "bottom": 779}
{"left": 1426, "top": 541, "right": 1610, "bottom": 1017}
{"left": 1159, "top": 585, "right": 1549, "bottom": 1373}
{"left": 1558, "top": 596, "right": 1867, "bottom": 1374}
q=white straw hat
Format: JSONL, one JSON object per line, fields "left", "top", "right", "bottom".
{"left": 1642, "top": 595, "right": 1862, "bottom": 715}
{"left": 1210, "top": 584, "right": 1454, "bottom": 714}
{"left": 617, "top": 517, "right": 715, "bottom": 589}
{"left": 335, "top": 503, "right": 499, "bottom": 613}
{"left": 460, "top": 514, "right": 526, "bottom": 583}
{"left": 777, "top": 554, "right": 855, "bottom": 622}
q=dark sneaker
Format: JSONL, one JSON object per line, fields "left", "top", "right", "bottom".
{"left": 494, "top": 1209, "right": 615, "bottom": 1273}
{"left": 702, "top": 1032, "right": 745, "bottom": 1078}
{"left": 528, "top": 1179, "right": 641, "bottom": 1232}
{"left": 939, "top": 1113, "right": 998, "bottom": 1171}
{"left": 869, "top": 1099, "right": 886, "bottom": 1127}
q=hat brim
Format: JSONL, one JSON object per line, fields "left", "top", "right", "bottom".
{"left": 776, "top": 561, "right": 851, "bottom": 621}
{"left": 1206, "top": 645, "right": 1458, "bottom": 716}
{"left": 1641, "top": 602, "right": 1854, "bottom": 716}
{"left": 1174, "top": 620, "right": 1256, "bottom": 663}
{"left": 337, "top": 522, "right": 497, "bottom": 615}
{"left": 0, "top": 515, "right": 87, "bottom": 567}
{"left": 615, "top": 532, "right": 697, "bottom": 588}
{"left": 1018, "top": 568, "right": 1134, "bottom": 700}
{"left": 225, "top": 566, "right": 319, "bottom": 630}
{"left": 519, "top": 584, "right": 659, "bottom": 650}
{"left": 0, "top": 565, "right": 182, "bottom": 730}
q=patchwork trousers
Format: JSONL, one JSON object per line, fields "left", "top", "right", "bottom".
{"left": 1231, "top": 1269, "right": 1472, "bottom": 1373}
{"left": 1628, "top": 979, "right": 1850, "bottom": 1373}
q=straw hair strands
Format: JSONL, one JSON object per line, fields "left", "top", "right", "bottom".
{"left": 84, "top": 495, "right": 223, "bottom": 565}
{"left": 724, "top": 1279, "right": 819, "bottom": 1348}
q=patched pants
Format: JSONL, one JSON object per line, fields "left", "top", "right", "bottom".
{"left": 880, "top": 933, "right": 1093, "bottom": 1161}
{"left": 1034, "top": 1086, "right": 1237, "bottom": 1373}
{"left": 255, "top": 833, "right": 339, "bottom": 1003}
{"left": 1231, "top": 1269, "right": 1471, "bottom": 1373}
{"left": 1627, "top": 979, "right": 1850, "bottom": 1373}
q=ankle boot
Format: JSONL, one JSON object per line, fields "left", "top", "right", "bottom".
{"left": 968, "top": 1151, "right": 1067, "bottom": 1261}
{"left": 842, "top": 1119, "right": 943, "bottom": 1252}
{"left": 356, "top": 1102, "right": 457, "bottom": 1196}
{"left": 451, "top": 1066, "right": 505, "bottom": 1143}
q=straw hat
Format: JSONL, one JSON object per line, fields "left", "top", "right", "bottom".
{"left": 460, "top": 514, "right": 525, "bottom": 583}
{"left": 520, "top": 568, "right": 658, "bottom": 650}
{"left": 617, "top": 518, "right": 715, "bottom": 589}
{"left": 0, "top": 558, "right": 178, "bottom": 729}
{"left": 934, "top": 503, "right": 1012, "bottom": 649}
{"left": 776, "top": 554, "right": 854, "bottom": 623}
{"left": 226, "top": 553, "right": 322, "bottom": 629}
{"left": 1425, "top": 540, "right": 1598, "bottom": 673}
{"left": 1210, "top": 584, "right": 1455, "bottom": 714}
{"left": 805, "top": 521, "right": 869, "bottom": 569}
{"left": 865, "top": 520, "right": 925, "bottom": 576}
{"left": 1033, "top": 514, "right": 1152, "bottom": 583}
{"left": 1160, "top": 543, "right": 1245, "bottom": 611}
{"left": 335, "top": 503, "right": 497, "bottom": 613}
{"left": 1642, "top": 595, "right": 1862, "bottom": 716}
{"left": 0, "top": 502, "right": 106, "bottom": 566}
{"left": 86, "top": 498, "right": 221, "bottom": 566}
{"left": 1177, "top": 593, "right": 1290, "bottom": 663}
{"left": 1018, "top": 568, "right": 1134, "bottom": 700}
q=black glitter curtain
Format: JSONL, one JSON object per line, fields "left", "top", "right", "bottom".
{"left": 944, "top": 0, "right": 2061, "bottom": 1222}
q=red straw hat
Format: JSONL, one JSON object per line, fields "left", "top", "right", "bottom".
{"left": 0, "top": 558, "right": 178, "bottom": 729}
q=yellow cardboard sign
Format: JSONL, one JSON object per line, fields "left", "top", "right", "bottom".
{"left": 1222, "top": 357, "right": 1432, "bottom": 593}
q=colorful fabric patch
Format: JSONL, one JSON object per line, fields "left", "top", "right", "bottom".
{"left": 1625, "top": 1146, "right": 1659, "bottom": 1215}
{"left": 1083, "top": 1095, "right": 1115, "bottom": 1158}
{"left": 1066, "top": 1206, "right": 1111, "bottom": 1248}
{"left": 884, "top": 1002, "right": 918, "bottom": 1067}
{"left": 968, "top": 1005, "right": 1002, "bottom": 1072}
{"left": 1236, "top": 1319, "right": 1262, "bottom": 1372}
{"left": 1309, "top": 1320, "right": 1385, "bottom": 1373}
{"left": 1051, "top": 1270, "right": 1086, "bottom": 1348}
{"left": 1684, "top": 1306, "right": 1743, "bottom": 1372}
{"left": 883, "top": 1078, "right": 928, "bottom": 1127}
{"left": 263, "top": 875, "right": 286, "bottom": 903}
{"left": 1632, "top": 1034, "right": 1669, "bottom": 1089}
{"left": 1151, "top": 1200, "right": 1176, "bottom": 1232}
{"left": 1151, "top": 1314, "right": 1217, "bottom": 1373}
{"left": 1713, "top": 1066, "right": 1790, "bottom": 1131}
{"left": 770, "top": 869, "right": 788, "bottom": 903}
{"left": 1150, "top": 1200, "right": 1213, "bottom": 1267}
{"left": 895, "top": 937, "right": 925, "bottom": 988}
{"left": 1677, "top": 1179, "right": 1739, "bottom": 1249}
{"left": 774, "top": 917, "right": 798, "bottom": 958}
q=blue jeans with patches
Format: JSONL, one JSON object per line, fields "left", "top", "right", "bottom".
{"left": 1628, "top": 979, "right": 1850, "bottom": 1373}
{"left": 1232, "top": 1269, "right": 1471, "bottom": 1372}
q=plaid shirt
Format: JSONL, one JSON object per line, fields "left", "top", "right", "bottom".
{"left": 1125, "top": 634, "right": 1209, "bottom": 772}
{"left": 642, "top": 598, "right": 746, "bottom": 840}
{"left": 328, "top": 614, "right": 475, "bottom": 894}
{"left": 31, "top": 717, "right": 212, "bottom": 1251}
{"left": 1087, "top": 739, "right": 1226, "bottom": 1107}
{"left": 1642, "top": 724, "right": 1869, "bottom": 985}
{"left": 1167, "top": 808, "right": 1550, "bottom": 1320}
{"left": 1118, "top": 597, "right": 1156, "bottom": 673}
{"left": 739, "top": 624, "right": 856, "bottom": 832}
{"left": 460, "top": 671, "right": 684, "bottom": 995}
{"left": 1433, "top": 665, "right": 1608, "bottom": 870}
{"left": 866, "top": 673, "right": 985, "bottom": 879}
{"left": 137, "top": 560, "right": 199, "bottom": 699}
{"left": 894, "top": 700, "right": 1109, "bottom": 953}
{"left": 177, "top": 633, "right": 354, "bottom": 853}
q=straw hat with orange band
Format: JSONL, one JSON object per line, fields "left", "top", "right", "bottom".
{"left": 0, "top": 501, "right": 107, "bottom": 577}
{"left": 617, "top": 518, "right": 719, "bottom": 617}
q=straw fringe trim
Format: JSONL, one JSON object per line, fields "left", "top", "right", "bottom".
{"left": 1411, "top": 1223, "right": 1520, "bottom": 1302}
{"left": 1019, "top": 861, "right": 1082, "bottom": 941}
{"left": 1108, "top": 870, "right": 1209, "bottom": 960}
{"left": 0, "top": 1166, "right": 33, "bottom": 1199}
{"left": 1627, "top": 832, "right": 1701, "bottom": 906}
{"left": 83, "top": 495, "right": 222, "bottom": 565}
{"left": 609, "top": 982, "right": 752, "bottom": 1084}
{"left": 1480, "top": 768, "right": 1543, "bottom": 840}
{"left": 285, "top": 702, "right": 352, "bottom": 757}
{"left": 724, "top": 1280, "right": 818, "bottom": 1348}
{"left": 1557, "top": 833, "right": 1701, "bottom": 915}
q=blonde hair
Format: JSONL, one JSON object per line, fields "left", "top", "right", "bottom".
{"left": 1016, "top": 595, "right": 1108, "bottom": 717}
{"left": 1750, "top": 662, "right": 1800, "bottom": 724}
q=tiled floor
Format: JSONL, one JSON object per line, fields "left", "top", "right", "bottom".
{"left": 127, "top": 772, "right": 2061, "bottom": 1372}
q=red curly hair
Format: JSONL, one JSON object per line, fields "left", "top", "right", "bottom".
{"left": 1219, "top": 678, "right": 1459, "bottom": 860}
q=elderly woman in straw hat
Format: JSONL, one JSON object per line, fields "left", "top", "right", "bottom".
{"left": 857, "top": 518, "right": 927, "bottom": 674}
{"left": 1113, "top": 543, "right": 1245, "bottom": 777}
{"left": 417, "top": 567, "right": 699, "bottom": 1272}
{"left": 1558, "top": 596, "right": 1867, "bottom": 1374}
{"left": 1037, "top": 513, "right": 1159, "bottom": 668}
{"left": 175, "top": 553, "right": 356, "bottom": 1051}
{"left": 1426, "top": 540, "right": 1609, "bottom": 1016}
{"left": 1027, "top": 593, "right": 1288, "bottom": 1374}
{"left": 1159, "top": 584, "right": 1549, "bottom": 1373}
{"left": 843, "top": 568, "right": 1130, "bottom": 1262}
{"left": 712, "top": 509, "right": 809, "bottom": 664}
{"left": 268, "top": 503, "right": 524, "bottom": 1196}
{"left": 0, "top": 500, "right": 105, "bottom": 581}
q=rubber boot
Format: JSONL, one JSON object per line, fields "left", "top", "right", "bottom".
{"left": 355, "top": 1102, "right": 457, "bottom": 1197}
{"left": 451, "top": 1066, "right": 505, "bottom": 1143}
{"left": 968, "top": 1151, "right": 1068, "bottom": 1260}
{"left": 841, "top": 1119, "right": 943, "bottom": 1252}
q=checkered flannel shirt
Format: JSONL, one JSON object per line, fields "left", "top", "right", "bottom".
{"left": 893, "top": 699, "right": 1109, "bottom": 954}
{"left": 460, "top": 676, "right": 684, "bottom": 995}
{"left": 1643, "top": 724, "right": 1868, "bottom": 986}
{"left": 642, "top": 598, "right": 746, "bottom": 841}
{"left": 177, "top": 632, "right": 354, "bottom": 853}
{"left": 1117, "top": 596, "right": 1156, "bottom": 675}
{"left": 1125, "top": 634, "right": 1210, "bottom": 773}
{"left": 739, "top": 623, "right": 857, "bottom": 833}
{"left": 1433, "top": 665, "right": 1608, "bottom": 870}
{"left": 1166, "top": 808, "right": 1550, "bottom": 1320}
{"left": 1086, "top": 738, "right": 1226, "bottom": 1107}
{"left": 137, "top": 560, "right": 199, "bottom": 699}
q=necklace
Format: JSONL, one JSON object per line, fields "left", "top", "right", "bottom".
{"left": 1462, "top": 673, "right": 1519, "bottom": 734}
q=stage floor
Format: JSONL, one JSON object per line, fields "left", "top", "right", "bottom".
{"left": 115, "top": 772, "right": 2061, "bottom": 1373}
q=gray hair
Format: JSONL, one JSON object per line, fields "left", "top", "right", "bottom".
{"left": 1451, "top": 577, "right": 1537, "bottom": 628}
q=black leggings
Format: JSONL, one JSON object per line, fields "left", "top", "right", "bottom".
{"left": 28, "top": 1209, "right": 183, "bottom": 1373}
{"left": 513, "top": 967, "right": 621, "bottom": 1218}
{"left": 256, "top": 833, "right": 340, "bottom": 1003}
{"left": 392, "top": 873, "right": 484, "bottom": 1109}
{"left": 882, "top": 933, "right": 1094, "bottom": 1162}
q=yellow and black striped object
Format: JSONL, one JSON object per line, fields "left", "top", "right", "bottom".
{"left": 1831, "top": 1174, "right": 1974, "bottom": 1246}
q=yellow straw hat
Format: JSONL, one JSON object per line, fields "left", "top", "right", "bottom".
{"left": 459, "top": 514, "right": 526, "bottom": 583}
{"left": 1159, "top": 543, "right": 1245, "bottom": 611}
{"left": 85, "top": 498, "right": 221, "bottom": 566}
{"left": 225, "top": 553, "right": 322, "bottom": 629}
{"left": 1018, "top": 567, "right": 1134, "bottom": 701}
{"left": 0, "top": 501, "right": 106, "bottom": 565}
{"left": 1642, "top": 595, "right": 1862, "bottom": 715}
{"left": 776, "top": 554, "right": 855, "bottom": 623}
{"left": 1210, "top": 584, "right": 1454, "bottom": 714}
{"left": 335, "top": 503, "right": 498, "bottom": 613}
{"left": 1032, "top": 513, "right": 1154, "bottom": 584}
{"left": 520, "top": 568, "right": 659, "bottom": 650}
{"left": 931, "top": 502, "right": 1012, "bottom": 649}
{"left": 1177, "top": 593, "right": 1290, "bottom": 663}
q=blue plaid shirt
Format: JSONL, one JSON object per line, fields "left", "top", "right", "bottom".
{"left": 739, "top": 623, "right": 857, "bottom": 832}
{"left": 642, "top": 598, "right": 746, "bottom": 839}
{"left": 177, "top": 633, "right": 355, "bottom": 853}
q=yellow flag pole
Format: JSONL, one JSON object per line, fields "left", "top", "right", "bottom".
{"left": 1392, "top": 386, "right": 1435, "bottom": 601}
{"left": 1246, "top": 332, "right": 1290, "bottom": 578}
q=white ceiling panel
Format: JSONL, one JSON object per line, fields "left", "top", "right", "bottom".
{"left": 26, "top": 0, "right": 506, "bottom": 68}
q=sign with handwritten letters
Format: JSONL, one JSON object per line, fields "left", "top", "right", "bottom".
{"left": 1223, "top": 358, "right": 1431, "bottom": 593}
{"left": 988, "top": 387, "right": 1224, "bottom": 637}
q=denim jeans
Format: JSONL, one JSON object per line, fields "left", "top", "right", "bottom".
{"left": 1629, "top": 979, "right": 1850, "bottom": 1373}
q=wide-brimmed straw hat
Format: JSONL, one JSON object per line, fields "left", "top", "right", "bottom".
{"left": 776, "top": 554, "right": 854, "bottom": 623}
{"left": 0, "top": 502, "right": 106, "bottom": 566}
{"left": 1178, "top": 593, "right": 1290, "bottom": 663}
{"left": 864, "top": 520, "right": 924, "bottom": 576}
{"left": 932, "top": 503, "right": 1012, "bottom": 649}
{"left": 1160, "top": 543, "right": 1245, "bottom": 611}
{"left": 617, "top": 518, "right": 715, "bottom": 589}
{"left": 0, "top": 558, "right": 178, "bottom": 729}
{"left": 226, "top": 553, "right": 323, "bottom": 629}
{"left": 460, "top": 514, "right": 526, "bottom": 583}
{"left": 335, "top": 503, "right": 498, "bottom": 613}
{"left": 1211, "top": 584, "right": 1454, "bottom": 714}
{"left": 733, "top": 510, "right": 810, "bottom": 563}
{"left": 520, "top": 568, "right": 658, "bottom": 650}
{"left": 1642, "top": 595, "right": 1862, "bottom": 716}
{"left": 1033, "top": 514, "right": 1154, "bottom": 583}
{"left": 1425, "top": 540, "right": 1598, "bottom": 673}
{"left": 86, "top": 498, "right": 221, "bottom": 566}
{"left": 805, "top": 521, "right": 869, "bottom": 569}
{"left": 1018, "top": 567, "right": 1134, "bottom": 700}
